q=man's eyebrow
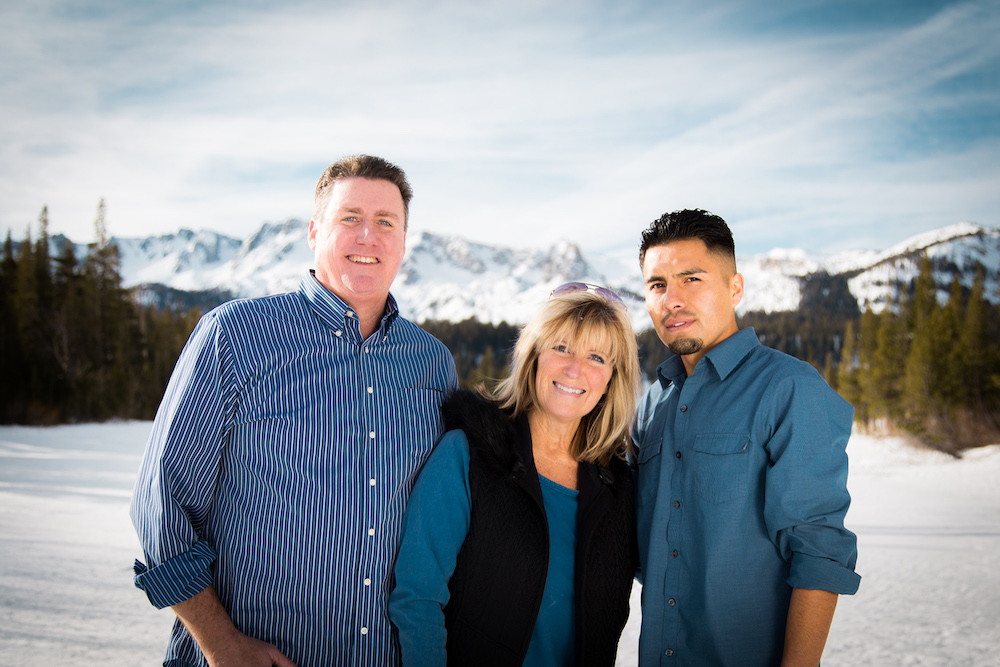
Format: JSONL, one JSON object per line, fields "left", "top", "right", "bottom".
{"left": 646, "top": 267, "right": 707, "bottom": 284}
{"left": 338, "top": 206, "right": 400, "bottom": 219}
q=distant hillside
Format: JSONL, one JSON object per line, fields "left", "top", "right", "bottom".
{"left": 41, "top": 220, "right": 1000, "bottom": 326}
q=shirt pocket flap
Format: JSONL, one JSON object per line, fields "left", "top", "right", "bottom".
{"left": 693, "top": 433, "right": 750, "bottom": 455}
{"left": 691, "top": 432, "right": 751, "bottom": 504}
{"left": 637, "top": 431, "right": 664, "bottom": 464}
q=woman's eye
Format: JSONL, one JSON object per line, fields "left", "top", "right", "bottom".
{"left": 553, "top": 344, "right": 568, "bottom": 353}
{"left": 589, "top": 354, "right": 606, "bottom": 364}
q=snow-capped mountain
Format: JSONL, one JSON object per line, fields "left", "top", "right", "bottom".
{"left": 51, "top": 220, "right": 1000, "bottom": 328}
{"left": 842, "top": 222, "right": 1000, "bottom": 311}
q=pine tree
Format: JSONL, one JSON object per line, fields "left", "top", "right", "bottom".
{"left": 901, "top": 258, "right": 939, "bottom": 425}
{"left": 855, "top": 307, "right": 880, "bottom": 428}
{"left": 836, "top": 320, "right": 862, "bottom": 421}
{"left": 0, "top": 232, "right": 21, "bottom": 419}
{"left": 870, "top": 300, "right": 907, "bottom": 424}
{"left": 51, "top": 238, "right": 88, "bottom": 414}
{"left": 933, "top": 276, "right": 965, "bottom": 407}
{"left": 33, "top": 206, "right": 60, "bottom": 410}
{"left": 957, "top": 269, "right": 987, "bottom": 407}
{"left": 79, "top": 198, "right": 127, "bottom": 418}
{"left": 13, "top": 226, "right": 42, "bottom": 419}
{"left": 907, "top": 256, "right": 937, "bottom": 332}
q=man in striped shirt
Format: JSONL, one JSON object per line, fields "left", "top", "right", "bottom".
{"left": 131, "top": 155, "right": 458, "bottom": 667}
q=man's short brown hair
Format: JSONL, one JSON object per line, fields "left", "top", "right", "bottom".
{"left": 313, "top": 155, "right": 413, "bottom": 229}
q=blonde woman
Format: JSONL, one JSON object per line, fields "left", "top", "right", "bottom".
{"left": 389, "top": 283, "right": 641, "bottom": 667}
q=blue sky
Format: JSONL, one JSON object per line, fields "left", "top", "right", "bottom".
{"left": 1, "top": 0, "right": 997, "bottom": 256}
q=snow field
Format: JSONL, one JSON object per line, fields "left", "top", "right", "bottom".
{"left": 1, "top": 423, "right": 997, "bottom": 666}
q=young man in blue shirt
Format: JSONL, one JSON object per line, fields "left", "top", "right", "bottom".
{"left": 130, "top": 155, "right": 458, "bottom": 667}
{"left": 633, "top": 209, "right": 860, "bottom": 666}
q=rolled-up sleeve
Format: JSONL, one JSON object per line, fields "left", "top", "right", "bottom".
{"left": 129, "top": 312, "right": 237, "bottom": 608}
{"left": 763, "top": 371, "right": 861, "bottom": 595}
{"left": 133, "top": 539, "right": 217, "bottom": 608}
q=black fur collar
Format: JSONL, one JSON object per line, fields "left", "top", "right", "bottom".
{"left": 441, "top": 389, "right": 524, "bottom": 476}
{"left": 440, "top": 389, "right": 619, "bottom": 487}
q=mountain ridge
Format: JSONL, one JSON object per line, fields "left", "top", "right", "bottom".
{"left": 45, "top": 221, "right": 1000, "bottom": 329}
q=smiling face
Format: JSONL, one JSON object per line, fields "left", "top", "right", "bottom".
{"left": 308, "top": 177, "right": 406, "bottom": 316}
{"left": 533, "top": 332, "right": 614, "bottom": 430}
{"left": 642, "top": 238, "right": 744, "bottom": 375}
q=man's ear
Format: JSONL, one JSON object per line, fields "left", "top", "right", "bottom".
{"left": 730, "top": 272, "right": 744, "bottom": 308}
{"left": 307, "top": 218, "right": 317, "bottom": 250}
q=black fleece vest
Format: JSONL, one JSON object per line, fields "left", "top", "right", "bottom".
{"left": 440, "top": 390, "right": 637, "bottom": 667}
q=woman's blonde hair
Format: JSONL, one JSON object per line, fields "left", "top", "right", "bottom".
{"left": 488, "top": 288, "right": 640, "bottom": 466}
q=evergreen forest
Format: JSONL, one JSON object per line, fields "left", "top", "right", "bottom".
{"left": 1, "top": 205, "right": 201, "bottom": 424}
{"left": 4, "top": 211, "right": 999, "bottom": 453}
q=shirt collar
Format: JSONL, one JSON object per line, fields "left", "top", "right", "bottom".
{"left": 298, "top": 271, "right": 400, "bottom": 334}
{"left": 656, "top": 327, "right": 761, "bottom": 387}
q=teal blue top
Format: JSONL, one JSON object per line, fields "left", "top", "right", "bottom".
{"left": 634, "top": 327, "right": 861, "bottom": 666}
{"left": 531, "top": 474, "right": 579, "bottom": 666}
{"left": 388, "top": 429, "right": 579, "bottom": 666}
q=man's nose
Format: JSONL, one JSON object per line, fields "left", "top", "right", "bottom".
{"left": 355, "top": 220, "right": 375, "bottom": 242}
{"left": 662, "top": 284, "right": 684, "bottom": 311}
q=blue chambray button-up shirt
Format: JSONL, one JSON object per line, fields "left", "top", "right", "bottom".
{"left": 130, "top": 272, "right": 457, "bottom": 667}
{"left": 634, "top": 327, "right": 860, "bottom": 667}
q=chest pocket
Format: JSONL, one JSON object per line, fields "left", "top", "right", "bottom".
{"left": 635, "top": 416, "right": 665, "bottom": 508}
{"left": 691, "top": 433, "right": 750, "bottom": 505}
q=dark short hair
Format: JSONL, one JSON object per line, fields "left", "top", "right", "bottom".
{"left": 313, "top": 154, "right": 413, "bottom": 229}
{"left": 638, "top": 209, "right": 736, "bottom": 271}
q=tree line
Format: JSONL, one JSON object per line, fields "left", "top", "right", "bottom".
{"left": 834, "top": 258, "right": 1000, "bottom": 453}
{"left": 4, "top": 210, "right": 999, "bottom": 453}
{"left": 2, "top": 204, "right": 200, "bottom": 424}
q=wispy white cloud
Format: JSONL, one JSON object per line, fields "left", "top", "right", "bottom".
{"left": 0, "top": 0, "right": 996, "bottom": 256}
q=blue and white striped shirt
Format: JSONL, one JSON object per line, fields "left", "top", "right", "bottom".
{"left": 130, "top": 272, "right": 458, "bottom": 667}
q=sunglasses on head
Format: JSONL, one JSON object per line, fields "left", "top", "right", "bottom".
{"left": 550, "top": 282, "right": 627, "bottom": 310}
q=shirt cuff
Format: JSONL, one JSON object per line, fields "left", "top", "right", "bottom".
{"left": 787, "top": 552, "right": 861, "bottom": 595}
{"left": 133, "top": 539, "right": 217, "bottom": 609}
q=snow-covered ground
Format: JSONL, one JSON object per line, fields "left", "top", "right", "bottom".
{"left": 1, "top": 422, "right": 998, "bottom": 666}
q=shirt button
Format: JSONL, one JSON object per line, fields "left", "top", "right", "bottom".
{"left": 334, "top": 330, "right": 343, "bottom": 337}
{"left": 665, "top": 649, "right": 674, "bottom": 657}
{"left": 679, "top": 404, "right": 688, "bottom": 412}
{"left": 369, "top": 431, "right": 376, "bottom": 439}
{"left": 675, "top": 451, "right": 682, "bottom": 459}
{"left": 369, "top": 478, "right": 376, "bottom": 486}
{"left": 367, "top": 386, "right": 373, "bottom": 394}
{"left": 368, "top": 528, "right": 375, "bottom": 536}
{"left": 360, "top": 626, "right": 368, "bottom": 635}
{"left": 672, "top": 501, "right": 680, "bottom": 509}
{"left": 346, "top": 310, "right": 355, "bottom": 318}
{"left": 364, "top": 578, "right": 371, "bottom": 586}
{"left": 672, "top": 549, "right": 679, "bottom": 558}
{"left": 668, "top": 598, "right": 676, "bottom": 607}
